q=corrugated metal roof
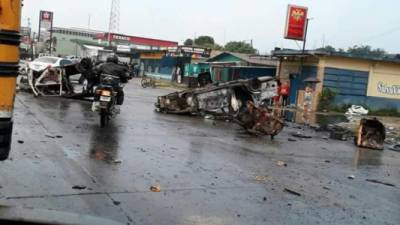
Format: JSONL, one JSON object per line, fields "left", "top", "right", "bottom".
{"left": 272, "top": 49, "right": 400, "bottom": 64}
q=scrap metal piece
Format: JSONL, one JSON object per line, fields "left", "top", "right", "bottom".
{"left": 355, "top": 118, "right": 386, "bottom": 150}
{"left": 235, "top": 101, "right": 284, "bottom": 138}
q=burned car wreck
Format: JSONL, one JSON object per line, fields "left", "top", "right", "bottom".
{"left": 155, "top": 76, "right": 284, "bottom": 138}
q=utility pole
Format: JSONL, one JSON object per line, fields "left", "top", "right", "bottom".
{"left": 88, "top": 14, "right": 91, "bottom": 29}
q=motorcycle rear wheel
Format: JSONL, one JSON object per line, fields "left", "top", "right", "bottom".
{"left": 141, "top": 79, "right": 148, "bottom": 88}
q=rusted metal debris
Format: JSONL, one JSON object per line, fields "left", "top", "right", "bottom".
{"left": 355, "top": 118, "right": 386, "bottom": 150}
{"left": 155, "top": 77, "right": 284, "bottom": 137}
{"left": 234, "top": 101, "right": 284, "bottom": 138}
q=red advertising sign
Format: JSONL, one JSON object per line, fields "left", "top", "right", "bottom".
{"left": 284, "top": 5, "right": 308, "bottom": 41}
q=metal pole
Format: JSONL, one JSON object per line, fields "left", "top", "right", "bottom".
{"left": 302, "top": 18, "right": 309, "bottom": 54}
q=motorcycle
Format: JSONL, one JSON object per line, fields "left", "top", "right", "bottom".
{"left": 92, "top": 74, "right": 122, "bottom": 127}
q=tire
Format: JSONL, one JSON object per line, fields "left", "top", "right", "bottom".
{"left": 100, "top": 109, "right": 108, "bottom": 128}
{"left": 141, "top": 79, "right": 147, "bottom": 88}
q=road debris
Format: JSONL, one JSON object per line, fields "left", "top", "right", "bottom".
{"left": 330, "top": 128, "right": 350, "bottom": 141}
{"left": 276, "top": 160, "right": 287, "bottom": 167}
{"left": 150, "top": 185, "right": 161, "bottom": 192}
{"left": 72, "top": 185, "right": 87, "bottom": 190}
{"left": 347, "top": 175, "right": 355, "bottom": 180}
{"left": 113, "top": 200, "right": 121, "bottom": 206}
{"left": 17, "top": 140, "right": 24, "bottom": 144}
{"left": 366, "top": 179, "right": 395, "bottom": 187}
{"left": 345, "top": 105, "right": 369, "bottom": 116}
{"left": 254, "top": 175, "right": 267, "bottom": 181}
{"left": 355, "top": 118, "right": 385, "bottom": 150}
{"left": 235, "top": 101, "right": 284, "bottom": 138}
{"left": 113, "top": 159, "right": 122, "bottom": 164}
{"left": 292, "top": 132, "right": 312, "bottom": 139}
{"left": 284, "top": 188, "right": 301, "bottom": 196}
{"left": 389, "top": 144, "right": 400, "bottom": 152}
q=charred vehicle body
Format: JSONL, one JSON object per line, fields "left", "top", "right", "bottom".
{"left": 155, "top": 76, "right": 284, "bottom": 138}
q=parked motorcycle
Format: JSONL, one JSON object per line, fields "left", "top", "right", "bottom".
{"left": 92, "top": 74, "right": 122, "bottom": 127}
{"left": 141, "top": 75, "right": 156, "bottom": 88}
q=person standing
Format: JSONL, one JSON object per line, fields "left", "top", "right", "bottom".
{"left": 280, "top": 81, "right": 290, "bottom": 107}
{"left": 303, "top": 86, "right": 314, "bottom": 112}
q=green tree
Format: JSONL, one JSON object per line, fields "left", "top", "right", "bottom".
{"left": 316, "top": 45, "right": 336, "bottom": 52}
{"left": 194, "top": 36, "right": 215, "bottom": 46}
{"left": 184, "top": 38, "right": 193, "bottom": 46}
{"left": 224, "top": 41, "right": 257, "bottom": 54}
{"left": 347, "top": 45, "right": 386, "bottom": 58}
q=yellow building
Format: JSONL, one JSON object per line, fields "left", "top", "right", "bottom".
{"left": 273, "top": 49, "right": 400, "bottom": 111}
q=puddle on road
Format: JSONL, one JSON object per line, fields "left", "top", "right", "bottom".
{"left": 284, "top": 109, "right": 349, "bottom": 127}
{"left": 88, "top": 125, "right": 121, "bottom": 163}
{"left": 353, "top": 148, "right": 383, "bottom": 167}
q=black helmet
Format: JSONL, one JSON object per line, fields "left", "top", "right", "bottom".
{"left": 106, "top": 55, "right": 118, "bottom": 64}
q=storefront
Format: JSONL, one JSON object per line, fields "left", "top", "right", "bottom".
{"left": 273, "top": 49, "right": 400, "bottom": 111}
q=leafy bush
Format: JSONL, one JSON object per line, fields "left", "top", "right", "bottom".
{"left": 318, "top": 88, "right": 337, "bottom": 111}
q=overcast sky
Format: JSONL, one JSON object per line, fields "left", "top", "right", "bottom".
{"left": 22, "top": 0, "right": 400, "bottom": 53}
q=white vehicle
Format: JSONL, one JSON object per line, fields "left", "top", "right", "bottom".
{"left": 28, "top": 56, "right": 72, "bottom": 72}
{"left": 65, "top": 55, "right": 80, "bottom": 63}
{"left": 27, "top": 57, "right": 74, "bottom": 96}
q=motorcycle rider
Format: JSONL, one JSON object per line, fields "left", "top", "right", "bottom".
{"left": 95, "top": 55, "right": 129, "bottom": 105}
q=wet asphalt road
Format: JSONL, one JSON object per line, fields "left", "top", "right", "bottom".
{"left": 1, "top": 79, "right": 400, "bottom": 225}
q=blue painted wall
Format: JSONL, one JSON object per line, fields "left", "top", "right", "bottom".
{"left": 322, "top": 67, "right": 400, "bottom": 111}
{"left": 323, "top": 67, "right": 369, "bottom": 96}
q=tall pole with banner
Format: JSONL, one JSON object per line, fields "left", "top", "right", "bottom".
{"left": 283, "top": 4, "right": 309, "bottom": 104}
{"left": 38, "top": 10, "right": 53, "bottom": 54}
{"left": 284, "top": 5, "right": 309, "bottom": 71}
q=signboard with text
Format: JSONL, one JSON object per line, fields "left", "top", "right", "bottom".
{"left": 38, "top": 10, "right": 53, "bottom": 43}
{"left": 284, "top": 5, "right": 308, "bottom": 41}
{"left": 367, "top": 72, "right": 400, "bottom": 100}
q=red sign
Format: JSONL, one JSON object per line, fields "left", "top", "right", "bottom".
{"left": 96, "top": 33, "right": 178, "bottom": 48}
{"left": 41, "top": 11, "right": 52, "bottom": 21}
{"left": 284, "top": 5, "right": 308, "bottom": 41}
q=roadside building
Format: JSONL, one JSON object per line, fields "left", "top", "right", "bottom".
{"left": 49, "top": 27, "right": 179, "bottom": 60}
{"left": 51, "top": 27, "right": 102, "bottom": 57}
{"left": 273, "top": 49, "right": 400, "bottom": 111}
{"left": 140, "top": 46, "right": 211, "bottom": 81}
{"left": 204, "top": 52, "right": 278, "bottom": 82}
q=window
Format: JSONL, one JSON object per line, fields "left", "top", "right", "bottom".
{"left": 60, "top": 59, "right": 72, "bottom": 66}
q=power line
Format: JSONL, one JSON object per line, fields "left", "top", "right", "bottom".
{"left": 361, "top": 25, "right": 400, "bottom": 44}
